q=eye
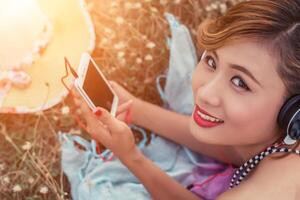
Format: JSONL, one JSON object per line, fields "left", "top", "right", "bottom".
{"left": 231, "top": 76, "right": 250, "bottom": 91}
{"left": 203, "top": 55, "right": 216, "bottom": 70}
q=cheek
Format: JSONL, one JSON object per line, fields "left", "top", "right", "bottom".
{"left": 229, "top": 100, "right": 278, "bottom": 125}
{"left": 227, "top": 100, "right": 280, "bottom": 142}
{"left": 192, "top": 65, "right": 202, "bottom": 95}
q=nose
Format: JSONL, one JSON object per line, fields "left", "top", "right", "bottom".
{"left": 196, "top": 76, "right": 222, "bottom": 107}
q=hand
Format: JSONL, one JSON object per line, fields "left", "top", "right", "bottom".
{"left": 109, "top": 81, "right": 142, "bottom": 124}
{"left": 71, "top": 87, "right": 139, "bottom": 160}
{"left": 109, "top": 81, "right": 136, "bottom": 104}
{"left": 92, "top": 106, "right": 139, "bottom": 161}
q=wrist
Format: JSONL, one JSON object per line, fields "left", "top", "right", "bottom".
{"left": 120, "top": 146, "right": 145, "bottom": 167}
{"left": 130, "top": 98, "right": 144, "bottom": 125}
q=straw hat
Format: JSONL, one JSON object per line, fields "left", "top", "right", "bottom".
{"left": 0, "top": 0, "right": 95, "bottom": 113}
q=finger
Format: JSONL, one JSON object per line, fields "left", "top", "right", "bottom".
{"left": 70, "top": 87, "right": 80, "bottom": 99}
{"left": 116, "top": 100, "right": 133, "bottom": 116}
{"left": 109, "top": 81, "right": 124, "bottom": 95}
{"left": 87, "top": 120, "right": 111, "bottom": 145}
{"left": 73, "top": 96, "right": 94, "bottom": 120}
{"left": 108, "top": 80, "right": 117, "bottom": 87}
{"left": 109, "top": 81, "right": 120, "bottom": 95}
{"left": 73, "top": 97, "right": 82, "bottom": 107}
{"left": 73, "top": 97, "right": 88, "bottom": 112}
{"left": 93, "top": 107, "right": 125, "bottom": 133}
{"left": 116, "top": 102, "right": 133, "bottom": 124}
{"left": 116, "top": 113, "right": 125, "bottom": 121}
{"left": 71, "top": 90, "right": 91, "bottom": 111}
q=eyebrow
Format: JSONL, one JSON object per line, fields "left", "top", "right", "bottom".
{"left": 211, "top": 50, "right": 261, "bottom": 86}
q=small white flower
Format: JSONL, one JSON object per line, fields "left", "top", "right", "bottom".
{"left": 39, "top": 186, "right": 49, "bottom": 194}
{"left": 125, "top": 2, "right": 133, "bottom": 9}
{"left": 69, "top": 128, "right": 82, "bottom": 135}
{"left": 104, "top": 28, "right": 113, "bottom": 34}
{"left": 4, "top": 135, "right": 12, "bottom": 143}
{"left": 116, "top": 16, "right": 125, "bottom": 25}
{"left": 136, "top": 57, "right": 143, "bottom": 64}
{"left": 114, "top": 42, "right": 125, "bottom": 50}
{"left": 100, "top": 38, "right": 109, "bottom": 45}
{"left": 160, "top": 0, "right": 168, "bottom": 5}
{"left": 110, "top": 1, "right": 118, "bottom": 7}
{"left": 220, "top": 3, "right": 227, "bottom": 14}
{"left": 28, "top": 177, "right": 34, "bottom": 184}
{"left": 132, "top": 2, "right": 142, "bottom": 9}
{"left": 52, "top": 115, "right": 58, "bottom": 121}
{"left": 145, "top": 54, "right": 153, "bottom": 61}
{"left": 146, "top": 42, "right": 156, "bottom": 49}
{"left": 205, "top": 6, "right": 213, "bottom": 12}
{"left": 12, "top": 184, "right": 22, "bottom": 192}
{"left": 2, "top": 176, "right": 10, "bottom": 184}
{"left": 21, "top": 141, "right": 32, "bottom": 151}
{"left": 61, "top": 106, "right": 70, "bottom": 115}
{"left": 117, "top": 51, "right": 125, "bottom": 59}
{"left": 0, "top": 163, "right": 5, "bottom": 171}
{"left": 211, "top": 3, "right": 218, "bottom": 10}
{"left": 150, "top": 7, "right": 158, "bottom": 13}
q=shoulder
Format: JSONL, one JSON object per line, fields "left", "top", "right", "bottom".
{"left": 217, "top": 151, "right": 300, "bottom": 200}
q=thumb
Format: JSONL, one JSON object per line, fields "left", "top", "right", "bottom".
{"left": 116, "top": 100, "right": 133, "bottom": 116}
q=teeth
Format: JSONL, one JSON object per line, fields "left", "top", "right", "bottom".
{"left": 197, "top": 111, "right": 223, "bottom": 123}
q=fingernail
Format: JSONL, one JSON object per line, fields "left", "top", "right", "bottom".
{"left": 93, "top": 108, "right": 102, "bottom": 116}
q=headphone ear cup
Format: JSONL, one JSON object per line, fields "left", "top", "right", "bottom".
{"left": 289, "top": 119, "right": 300, "bottom": 140}
{"left": 277, "top": 95, "right": 300, "bottom": 136}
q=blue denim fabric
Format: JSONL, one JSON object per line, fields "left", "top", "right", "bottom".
{"left": 59, "top": 13, "right": 220, "bottom": 200}
{"left": 161, "top": 13, "right": 197, "bottom": 115}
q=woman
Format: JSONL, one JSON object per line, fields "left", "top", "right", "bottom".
{"left": 73, "top": 0, "right": 300, "bottom": 199}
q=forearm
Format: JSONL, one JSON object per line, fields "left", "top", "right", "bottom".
{"left": 131, "top": 100, "right": 238, "bottom": 164}
{"left": 132, "top": 99, "right": 192, "bottom": 145}
{"left": 121, "top": 149, "right": 201, "bottom": 200}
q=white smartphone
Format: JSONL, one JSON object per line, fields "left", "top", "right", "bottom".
{"left": 74, "top": 52, "right": 118, "bottom": 117}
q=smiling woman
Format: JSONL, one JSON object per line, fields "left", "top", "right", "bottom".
{"left": 190, "top": 41, "right": 286, "bottom": 147}
{"left": 71, "top": 0, "right": 300, "bottom": 199}
{"left": 188, "top": 0, "right": 300, "bottom": 198}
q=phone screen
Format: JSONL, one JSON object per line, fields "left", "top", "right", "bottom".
{"left": 82, "top": 60, "right": 114, "bottom": 111}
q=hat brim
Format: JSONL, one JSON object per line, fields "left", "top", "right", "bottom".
{"left": 0, "top": 0, "right": 95, "bottom": 114}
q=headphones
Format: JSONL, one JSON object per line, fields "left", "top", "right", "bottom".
{"left": 278, "top": 95, "right": 300, "bottom": 145}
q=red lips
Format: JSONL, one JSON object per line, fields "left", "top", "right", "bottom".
{"left": 193, "top": 105, "right": 224, "bottom": 128}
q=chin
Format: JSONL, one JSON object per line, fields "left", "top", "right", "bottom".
{"left": 189, "top": 117, "right": 226, "bottom": 145}
{"left": 189, "top": 118, "right": 212, "bottom": 144}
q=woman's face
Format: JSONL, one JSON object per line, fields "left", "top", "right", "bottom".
{"left": 190, "top": 40, "right": 286, "bottom": 146}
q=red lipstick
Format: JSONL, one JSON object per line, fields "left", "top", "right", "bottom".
{"left": 193, "top": 105, "right": 224, "bottom": 128}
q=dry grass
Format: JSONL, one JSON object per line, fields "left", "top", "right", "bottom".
{"left": 0, "top": 0, "right": 244, "bottom": 199}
